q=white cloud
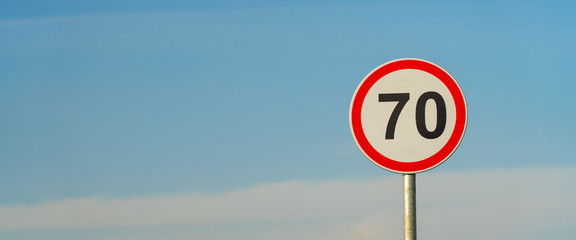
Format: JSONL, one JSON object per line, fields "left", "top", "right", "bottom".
{"left": 1, "top": 166, "right": 575, "bottom": 240}
{"left": 0, "top": 12, "right": 169, "bottom": 27}
{"left": 0, "top": 178, "right": 399, "bottom": 230}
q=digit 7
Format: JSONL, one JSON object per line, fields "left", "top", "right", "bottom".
{"left": 378, "top": 93, "right": 409, "bottom": 139}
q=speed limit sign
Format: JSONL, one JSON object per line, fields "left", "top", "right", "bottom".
{"left": 350, "top": 58, "right": 467, "bottom": 173}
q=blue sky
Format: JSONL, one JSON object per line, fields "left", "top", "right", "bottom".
{"left": 1, "top": 1, "right": 576, "bottom": 239}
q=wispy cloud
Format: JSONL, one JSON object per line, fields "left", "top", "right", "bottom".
{"left": 0, "top": 178, "right": 398, "bottom": 230}
{"left": 0, "top": 11, "right": 178, "bottom": 27}
{"left": 1, "top": 166, "right": 575, "bottom": 240}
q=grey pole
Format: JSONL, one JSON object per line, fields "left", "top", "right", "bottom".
{"left": 404, "top": 174, "right": 416, "bottom": 240}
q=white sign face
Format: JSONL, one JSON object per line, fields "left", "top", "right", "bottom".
{"left": 350, "top": 59, "right": 467, "bottom": 173}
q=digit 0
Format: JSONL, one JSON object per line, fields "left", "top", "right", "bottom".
{"left": 415, "top": 91, "right": 446, "bottom": 139}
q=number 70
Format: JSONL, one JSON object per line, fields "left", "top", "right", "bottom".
{"left": 379, "top": 92, "right": 447, "bottom": 140}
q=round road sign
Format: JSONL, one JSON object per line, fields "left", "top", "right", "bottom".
{"left": 349, "top": 58, "right": 467, "bottom": 174}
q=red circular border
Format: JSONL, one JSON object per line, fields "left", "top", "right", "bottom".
{"left": 350, "top": 59, "right": 467, "bottom": 173}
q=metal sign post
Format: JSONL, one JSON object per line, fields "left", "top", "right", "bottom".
{"left": 404, "top": 174, "right": 416, "bottom": 240}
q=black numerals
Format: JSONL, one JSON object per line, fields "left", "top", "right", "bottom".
{"left": 378, "top": 93, "right": 410, "bottom": 139}
{"left": 379, "top": 91, "right": 447, "bottom": 140}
